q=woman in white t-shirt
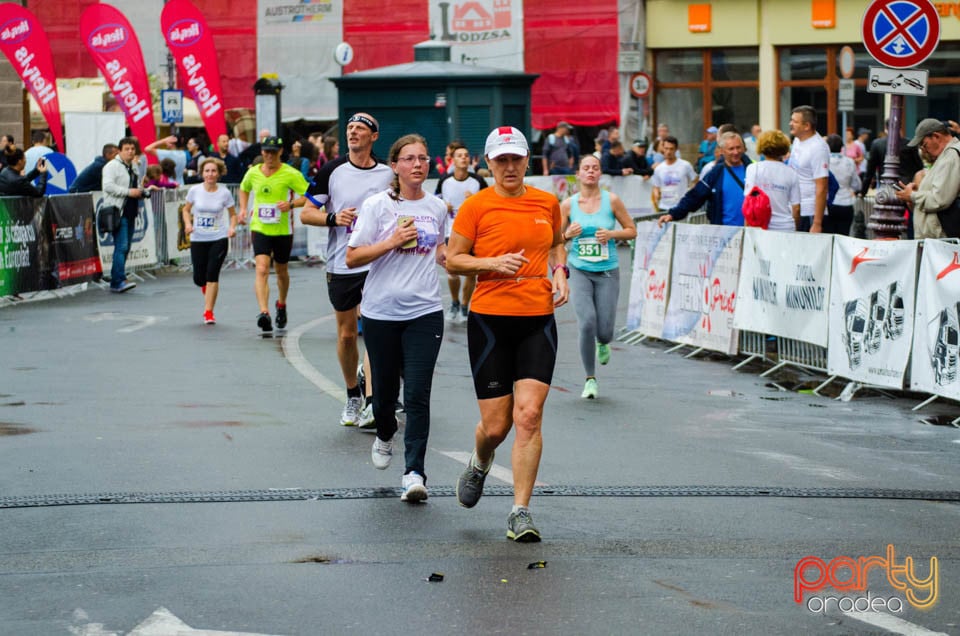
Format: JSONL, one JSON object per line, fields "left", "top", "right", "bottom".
{"left": 345, "top": 133, "right": 447, "bottom": 503}
{"left": 182, "top": 157, "right": 237, "bottom": 325}
{"left": 743, "top": 129, "right": 800, "bottom": 232}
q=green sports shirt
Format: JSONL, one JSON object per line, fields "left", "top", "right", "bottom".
{"left": 240, "top": 163, "right": 309, "bottom": 236}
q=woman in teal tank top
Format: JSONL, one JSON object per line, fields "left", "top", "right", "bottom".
{"left": 560, "top": 154, "right": 637, "bottom": 399}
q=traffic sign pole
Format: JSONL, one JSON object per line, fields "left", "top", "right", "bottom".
{"left": 861, "top": 0, "right": 941, "bottom": 239}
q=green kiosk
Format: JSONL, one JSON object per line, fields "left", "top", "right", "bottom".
{"left": 331, "top": 41, "right": 538, "bottom": 172}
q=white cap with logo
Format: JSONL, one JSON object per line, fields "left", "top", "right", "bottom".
{"left": 485, "top": 126, "right": 529, "bottom": 159}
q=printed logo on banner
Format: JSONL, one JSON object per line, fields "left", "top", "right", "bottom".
{"left": 88, "top": 24, "right": 128, "bottom": 53}
{"left": 94, "top": 198, "right": 149, "bottom": 246}
{"left": 0, "top": 18, "right": 31, "bottom": 44}
{"left": 167, "top": 19, "right": 203, "bottom": 47}
{"left": 829, "top": 236, "right": 916, "bottom": 387}
{"left": 849, "top": 247, "right": 881, "bottom": 274}
{"left": 435, "top": 0, "right": 514, "bottom": 43}
{"left": 263, "top": 0, "right": 333, "bottom": 23}
{"left": 935, "top": 252, "right": 960, "bottom": 280}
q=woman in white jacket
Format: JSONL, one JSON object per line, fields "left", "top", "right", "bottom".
{"left": 825, "top": 133, "right": 861, "bottom": 236}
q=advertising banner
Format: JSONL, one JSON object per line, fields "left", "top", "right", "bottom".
{"left": 662, "top": 224, "right": 742, "bottom": 355}
{"left": 257, "top": 0, "right": 342, "bottom": 121}
{"left": 827, "top": 236, "right": 918, "bottom": 388}
{"left": 911, "top": 240, "right": 960, "bottom": 400}
{"left": 625, "top": 221, "right": 672, "bottom": 337}
{"left": 428, "top": 0, "right": 525, "bottom": 71}
{"left": 92, "top": 192, "right": 159, "bottom": 272}
{"left": 734, "top": 229, "right": 833, "bottom": 347}
{"left": 80, "top": 5, "right": 156, "bottom": 155}
{"left": 44, "top": 194, "right": 102, "bottom": 288}
{"left": 0, "top": 197, "right": 47, "bottom": 296}
{"left": 0, "top": 5, "right": 64, "bottom": 151}
{"left": 161, "top": 0, "right": 227, "bottom": 142}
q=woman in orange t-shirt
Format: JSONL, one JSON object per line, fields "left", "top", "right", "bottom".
{"left": 446, "top": 126, "right": 569, "bottom": 543}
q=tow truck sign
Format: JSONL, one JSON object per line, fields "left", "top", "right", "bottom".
{"left": 866, "top": 66, "right": 928, "bottom": 95}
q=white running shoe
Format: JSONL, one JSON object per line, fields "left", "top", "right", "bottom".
{"left": 371, "top": 435, "right": 394, "bottom": 469}
{"left": 446, "top": 302, "right": 461, "bottom": 322}
{"left": 400, "top": 472, "right": 428, "bottom": 502}
{"left": 340, "top": 396, "right": 363, "bottom": 426}
{"left": 357, "top": 401, "right": 376, "bottom": 430}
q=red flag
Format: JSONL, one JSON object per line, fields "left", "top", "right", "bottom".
{"left": 0, "top": 5, "right": 65, "bottom": 151}
{"left": 161, "top": 0, "right": 226, "bottom": 142}
{"left": 79, "top": 4, "right": 156, "bottom": 153}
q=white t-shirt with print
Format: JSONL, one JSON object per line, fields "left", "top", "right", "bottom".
{"left": 185, "top": 184, "right": 235, "bottom": 241}
{"left": 349, "top": 190, "right": 447, "bottom": 321}
{"left": 789, "top": 134, "right": 830, "bottom": 218}
{"left": 744, "top": 160, "right": 800, "bottom": 232}
{"left": 652, "top": 159, "right": 697, "bottom": 210}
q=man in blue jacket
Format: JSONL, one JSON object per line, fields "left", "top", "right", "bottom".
{"left": 69, "top": 144, "right": 119, "bottom": 193}
{"left": 657, "top": 131, "right": 751, "bottom": 227}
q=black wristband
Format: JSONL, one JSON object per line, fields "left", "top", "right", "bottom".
{"left": 326, "top": 211, "right": 337, "bottom": 227}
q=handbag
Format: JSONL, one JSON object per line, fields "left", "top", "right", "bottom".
{"left": 97, "top": 205, "right": 121, "bottom": 234}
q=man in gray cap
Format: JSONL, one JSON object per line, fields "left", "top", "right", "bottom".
{"left": 895, "top": 118, "right": 960, "bottom": 238}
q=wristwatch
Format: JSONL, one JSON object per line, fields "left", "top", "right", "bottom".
{"left": 552, "top": 264, "right": 570, "bottom": 278}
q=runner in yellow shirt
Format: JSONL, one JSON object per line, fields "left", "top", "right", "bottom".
{"left": 238, "top": 136, "right": 309, "bottom": 334}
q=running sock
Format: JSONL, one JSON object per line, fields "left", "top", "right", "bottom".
{"left": 472, "top": 452, "right": 492, "bottom": 472}
{"left": 276, "top": 302, "right": 286, "bottom": 308}
{"left": 347, "top": 385, "right": 362, "bottom": 399}
{"left": 512, "top": 505, "right": 529, "bottom": 515}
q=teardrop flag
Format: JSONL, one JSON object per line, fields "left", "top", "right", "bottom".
{"left": 161, "top": 0, "right": 227, "bottom": 142}
{"left": 0, "top": 4, "right": 65, "bottom": 151}
{"left": 80, "top": 4, "right": 156, "bottom": 152}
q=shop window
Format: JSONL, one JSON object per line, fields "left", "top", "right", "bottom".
{"left": 711, "top": 49, "right": 759, "bottom": 82}
{"left": 779, "top": 47, "right": 827, "bottom": 81}
{"left": 653, "top": 48, "right": 759, "bottom": 146}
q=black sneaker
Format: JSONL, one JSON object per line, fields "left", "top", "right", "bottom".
{"left": 275, "top": 302, "right": 287, "bottom": 329}
{"left": 456, "top": 450, "right": 493, "bottom": 508}
{"left": 257, "top": 312, "right": 273, "bottom": 333}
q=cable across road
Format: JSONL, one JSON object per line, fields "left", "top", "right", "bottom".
{"left": 2, "top": 485, "right": 959, "bottom": 509}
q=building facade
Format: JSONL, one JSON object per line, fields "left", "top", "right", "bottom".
{"left": 645, "top": 0, "right": 960, "bottom": 145}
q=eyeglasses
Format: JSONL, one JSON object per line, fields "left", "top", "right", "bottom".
{"left": 397, "top": 155, "right": 430, "bottom": 164}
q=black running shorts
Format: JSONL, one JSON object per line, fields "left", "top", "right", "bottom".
{"left": 467, "top": 312, "right": 557, "bottom": 399}
{"left": 251, "top": 232, "right": 293, "bottom": 264}
{"left": 326, "top": 271, "right": 368, "bottom": 312}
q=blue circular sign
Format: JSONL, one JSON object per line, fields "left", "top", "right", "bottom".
{"left": 35, "top": 152, "right": 77, "bottom": 195}
{"left": 862, "top": 0, "right": 940, "bottom": 69}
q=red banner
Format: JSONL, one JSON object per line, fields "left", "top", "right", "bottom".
{"left": 161, "top": 0, "right": 226, "bottom": 141}
{"left": 79, "top": 4, "right": 156, "bottom": 153}
{"left": 0, "top": 5, "right": 64, "bottom": 151}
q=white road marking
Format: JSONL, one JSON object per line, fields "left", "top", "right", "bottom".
{"left": 435, "top": 449, "right": 548, "bottom": 487}
{"left": 84, "top": 312, "right": 168, "bottom": 333}
{"left": 72, "top": 606, "right": 285, "bottom": 636}
{"left": 740, "top": 450, "right": 861, "bottom": 481}
{"left": 281, "top": 315, "right": 343, "bottom": 401}
{"left": 842, "top": 610, "right": 950, "bottom": 635}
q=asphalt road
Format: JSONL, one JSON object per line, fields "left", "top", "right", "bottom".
{"left": 1, "top": 253, "right": 958, "bottom": 636}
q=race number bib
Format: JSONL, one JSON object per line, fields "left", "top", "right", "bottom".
{"left": 577, "top": 237, "right": 608, "bottom": 262}
{"left": 258, "top": 204, "right": 280, "bottom": 224}
{"left": 194, "top": 213, "right": 219, "bottom": 231}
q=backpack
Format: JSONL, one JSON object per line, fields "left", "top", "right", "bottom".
{"left": 742, "top": 186, "right": 772, "bottom": 229}
{"left": 827, "top": 170, "right": 840, "bottom": 206}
